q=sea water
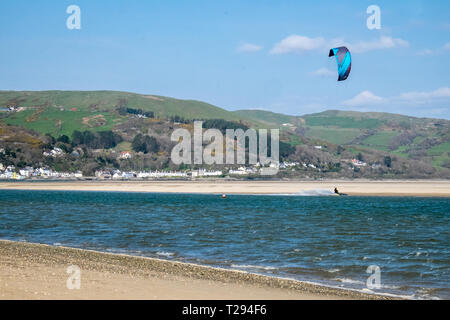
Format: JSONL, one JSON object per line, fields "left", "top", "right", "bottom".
{"left": 0, "top": 189, "right": 448, "bottom": 299}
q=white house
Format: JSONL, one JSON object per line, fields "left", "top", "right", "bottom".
{"left": 121, "top": 172, "right": 135, "bottom": 179}
{"left": 351, "top": 159, "right": 367, "bottom": 167}
{"left": 280, "top": 161, "right": 299, "bottom": 169}
{"left": 19, "top": 167, "right": 34, "bottom": 177}
{"left": 112, "top": 172, "right": 122, "bottom": 179}
{"left": 118, "top": 151, "right": 132, "bottom": 159}
{"left": 143, "top": 171, "right": 189, "bottom": 178}
{"left": 269, "top": 162, "right": 279, "bottom": 169}
{"left": 95, "top": 170, "right": 112, "bottom": 179}
{"left": 38, "top": 167, "right": 52, "bottom": 177}
{"left": 192, "top": 169, "right": 223, "bottom": 177}
{"left": 43, "top": 148, "right": 64, "bottom": 158}
{"left": 73, "top": 171, "right": 83, "bottom": 178}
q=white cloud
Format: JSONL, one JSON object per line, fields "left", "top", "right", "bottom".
{"left": 349, "top": 36, "right": 409, "bottom": 53}
{"left": 236, "top": 43, "right": 263, "bottom": 53}
{"left": 342, "top": 91, "right": 385, "bottom": 107}
{"left": 417, "top": 49, "right": 434, "bottom": 56}
{"left": 340, "top": 88, "right": 450, "bottom": 118}
{"left": 310, "top": 67, "right": 335, "bottom": 77}
{"left": 344, "top": 88, "right": 450, "bottom": 108}
{"left": 397, "top": 87, "right": 450, "bottom": 101}
{"left": 416, "top": 44, "right": 450, "bottom": 56}
{"left": 270, "top": 35, "right": 326, "bottom": 54}
{"left": 270, "top": 35, "right": 409, "bottom": 55}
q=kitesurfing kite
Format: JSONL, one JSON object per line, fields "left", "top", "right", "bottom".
{"left": 329, "top": 46, "right": 351, "bottom": 81}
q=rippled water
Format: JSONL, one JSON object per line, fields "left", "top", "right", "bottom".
{"left": 0, "top": 190, "right": 449, "bottom": 299}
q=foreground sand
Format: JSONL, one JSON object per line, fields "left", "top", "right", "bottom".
{"left": 0, "top": 240, "right": 391, "bottom": 300}
{"left": 0, "top": 180, "right": 449, "bottom": 196}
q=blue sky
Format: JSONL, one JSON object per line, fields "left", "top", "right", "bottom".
{"left": 1, "top": 0, "right": 449, "bottom": 118}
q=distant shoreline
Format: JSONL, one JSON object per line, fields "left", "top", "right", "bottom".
{"left": 0, "top": 240, "right": 394, "bottom": 300}
{"left": 0, "top": 180, "right": 449, "bottom": 197}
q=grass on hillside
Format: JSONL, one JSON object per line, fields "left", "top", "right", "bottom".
{"left": 361, "top": 131, "right": 399, "bottom": 151}
{"left": 391, "top": 145, "right": 410, "bottom": 158}
{"left": 0, "top": 90, "right": 241, "bottom": 122}
{"left": 305, "top": 126, "right": 362, "bottom": 145}
{"left": 5, "top": 108, "right": 123, "bottom": 137}
{"left": 304, "top": 116, "right": 383, "bottom": 129}
{"left": 114, "top": 141, "right": 133, "bottom": 152}
{"left": 428, "top": 141, "right": 450, "bottom": 156}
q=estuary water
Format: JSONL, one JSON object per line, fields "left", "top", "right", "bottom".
{"left": 0, "top": 190, "right": 448, "bottom": 299}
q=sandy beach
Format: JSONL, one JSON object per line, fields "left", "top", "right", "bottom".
{"left": 0, "top": 240, "right": 394, "bottom": 300}
{"left": 0, "top": 180, "right": 449, "bottom": 197}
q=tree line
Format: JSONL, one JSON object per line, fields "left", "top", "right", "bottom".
{"left": 71, "top": 130, "right": 123, "bottom": 149}
{"left": 117, "top": 106, "right": 155, "bottom": 118}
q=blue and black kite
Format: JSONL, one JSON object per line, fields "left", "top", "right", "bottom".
{"left": 329, "top": 46, "right": 351, "bottom": 81}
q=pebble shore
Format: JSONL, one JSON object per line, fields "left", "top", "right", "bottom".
{"left": 0, "top": 240, "right": 395, "bottom": 300}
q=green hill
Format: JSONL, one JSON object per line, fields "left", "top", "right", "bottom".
{"left": 1, "top": 90, "right": 449, "bottom": 175}
{"left": 0, "top": 90, "right": 248, "bottom": 137}
{"left": 232, "top": 109, "right": 303, "bottom": 128}
{"left": 298, "top": 110, "right": 450, "bottom": 170}
{"left": 0, "top": 90, "right": 240, "bottom": 119}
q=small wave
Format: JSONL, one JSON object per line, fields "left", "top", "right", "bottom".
{"left": 327, "top": 268, "right": 340, "bottom": 273}
{"left": 334, "top": 278, "right": 365, "bottom": 285}
{"left": 266, "top": 189, "right": 336, "bottom": 196}
{"left": 231, "top": 264, "right": 277, "bottom": 271}
{"left": 360, "top": 288, "right": 375, "bottom": 293}
{"left": 381, "top": 284, "right": 402, "bottom": 290}
{"left": 156, "top": 251, "right": 176, "bottom": 257}
{"left": 334, "top": 277, "right": 402, "bottom": 291}
{"left": 414, "top": 287, "right": 445, "bottom": 300}
{"left": 298, "top": 189, "right": 335, "bottom": 196}
{"left": 105, "top": 248, "right": 137, "bottom": 255}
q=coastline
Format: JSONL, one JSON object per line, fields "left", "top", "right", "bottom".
{"left": 0, "top": 180, "right": 450, "bottom": 197}
{"left": 0, "top": 240, "right": 394, "bottom": 300}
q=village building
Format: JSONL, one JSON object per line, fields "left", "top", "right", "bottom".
{"left": 118, "top": 151, "right": 132, "bottom": 160}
